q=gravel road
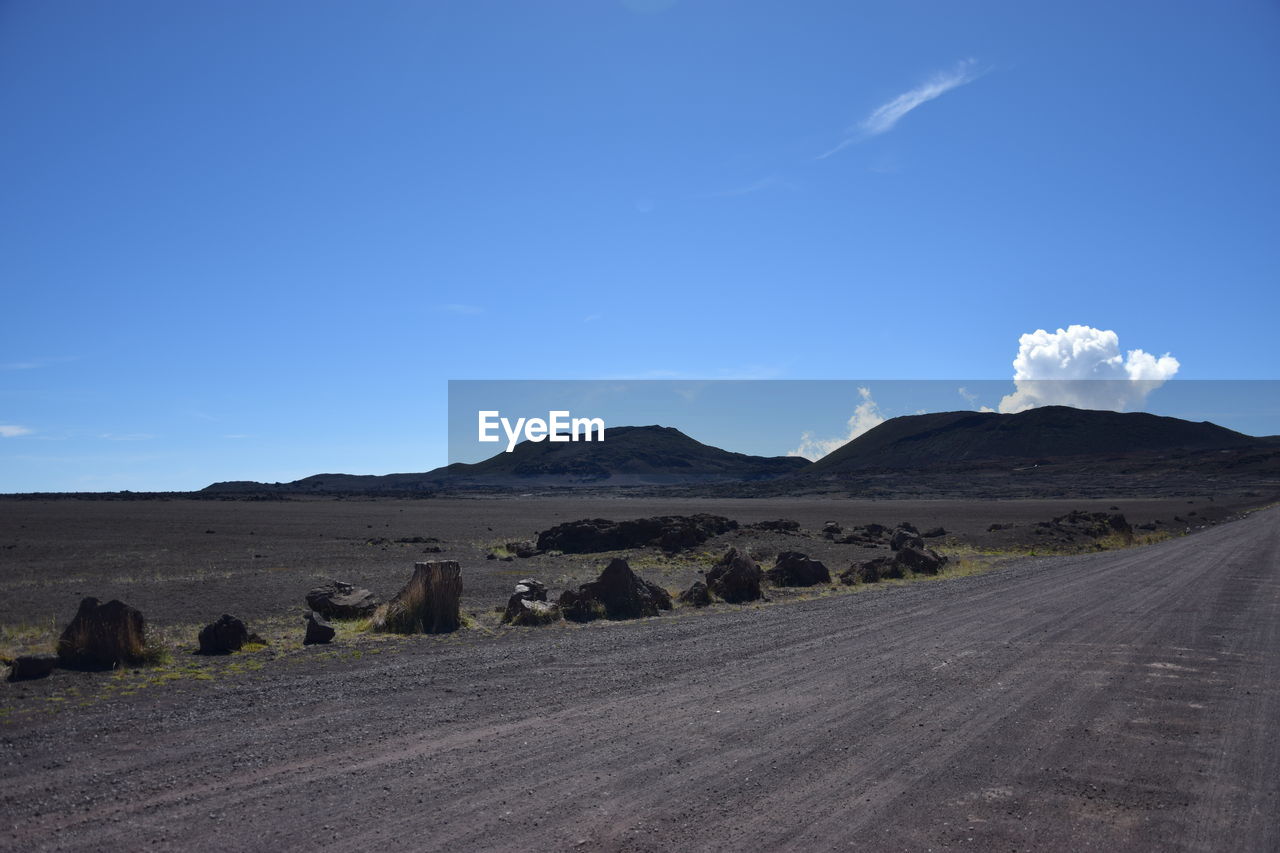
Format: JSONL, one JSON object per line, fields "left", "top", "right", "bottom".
{"left": 2, "top": 507, "right": 1277, "bottom": 851}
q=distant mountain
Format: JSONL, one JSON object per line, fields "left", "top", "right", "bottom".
{"left": 802, "top": 406, "right": 1264, "bottom": 476}
{"left": 203, "top": 425, "right": 810, "bottom": 493}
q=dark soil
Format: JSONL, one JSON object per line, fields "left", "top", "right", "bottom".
{"left": 0, "top": 505, "right": 1276, "bottom": 851}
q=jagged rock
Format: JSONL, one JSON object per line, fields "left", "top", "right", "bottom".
{"left": 535, "top": 515, "right": 738, "bottom": 555}
{"left": 678, "top": 581, "right": 712, "bottom": 607}
{"left": 765, "top": 552, "right": 830, "bottom": 587}
{"left": 895, "top": 545, "right": 947, "bottom": 575}
{"left": 921, "top": 527, "right": 947, "bottom": 538}
{"left": 897, "top": 522, "right": 919, "bottom": 534}
{"left": 304, "top": 611, "right": 335, "bottom": 645}
{"left": 507, "top": 598, "right": 561, "bottom": 626}
{"left": 889, "top": 528, "right": 924, "bottom": 551}
{"left": 706, "top": 548, "right": 764, "bottom": 603}
{"left": 861, "top": 523, "right": 888, "bottom": 537}
{"left": 557, "top": 559, "right": 672, "bottom": 622}
{"left": 56, "top": 597, "right": 149, "bottom": 670}
{"left": 748, "top": 519, "right": 800, "bottom": 532}
{"left": 821, "top": 521, "right": 843, "bottom": 537}
{"left": 305, "top": 580, "right": 379, "bottom": 620}
{"left": 502, "top": 578, "right": 548, "bottom": 624}
{"left": 197, "top": 614, "right": 249, "bottom": 655}
{"left": 8, "top": 654, "right": 58, "bottom": 681}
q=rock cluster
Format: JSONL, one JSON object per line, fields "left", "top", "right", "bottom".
{"left": 536, "top": 514, "right": 738, "bottom": 555}
{"left": 841, "top": 544, "right": 948, "bottom": 585}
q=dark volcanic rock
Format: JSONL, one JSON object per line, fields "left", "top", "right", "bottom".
{"left": 890, "top": 528, "right": 924, "bottom": 551}
{"left": 678, "top": 581, "right": 712, "bottom": 608}
{"left": 706, "top": 548, "right": 764, "bottom": 603}
{"left": 506, "top": 598, "right": 561, "bottom": 626}
{"left": 558, "top": 589, "right": 606, "bottom": 623}
{"left": 558, "top": 558, "right": 673, "bottom": 621}
{"left": 765, "top": 552, "right": 831, "bottom": 587}
{"left": 840, "top": 556, "right": 898, "bottom": 585}
{"left": 197, "top": 614, "right": 250, "bottom": 655}
{"left": 921, "top": 527, "right": 947, "bottom": 538}
{"left": 504, "top": 541, "right": 541, "bottom": 558}
{"left": 536, "top": 514, "right": 738, "bottom": 555}
{"left": 304, "top": 611, "right": 335, "bottom": 645}
{"left": 305, "top": 580, "right": 379, "bottom": 620}
{"left": 57, "top": 597, "right": 149, "bottom": 671}
{"left": 895, "top": 545, "right": 947, "bottom": 575}
{"left": 748, "top": 519, "right": 800, "bottom": 532}
{"left": 8, "top": 654, "right": 58, "bottom": 681}
{"left": 822, "top": 521, "right": 843, "bottom": 537}
{"left": 502, "top": 578, "right": 549, "bottom": 624}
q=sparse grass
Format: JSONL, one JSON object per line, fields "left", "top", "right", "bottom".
{"left": 0, "top": 617, "right": 59, "bottom": 662}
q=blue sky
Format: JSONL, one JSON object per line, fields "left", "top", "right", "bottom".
{"left": 2, "top": 1, "right": 1278, "bottom": 491}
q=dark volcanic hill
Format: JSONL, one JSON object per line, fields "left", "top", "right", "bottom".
{"left": 204, "top": 425, "right": 810, "bottom": 493}
{"left": 804, "top": 406, "right": 1264, "bottom": 475}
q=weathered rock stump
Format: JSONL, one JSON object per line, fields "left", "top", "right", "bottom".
{"left": 374, "top": 561, "right": 463, "bottom": 634}
{"left": 56, "top": 597, "right": 149, "bottom": 670}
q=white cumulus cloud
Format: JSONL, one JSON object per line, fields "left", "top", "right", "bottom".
{"left": 790, "top": 387, "right": 885, "bottom": 460}
{"left": 998, "top": 325, "right": 1180, "bottom": 413}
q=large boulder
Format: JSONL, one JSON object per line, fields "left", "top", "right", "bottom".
{"left": 706, "top": 548, "right": 764, "bottom": 603}
{"left": 8, "top": 654, "right": 58, "bottom": 682}
{"left": 305, "top": 580, "right": 379, "bottom": 620}
{"left": 304, "top": 611, "right": 335, "bottom": 645}
{"left": 557, "top": 559, "right": 673, "bottom": 622}
{"left": 765, "top": 552, "right": 831, "bottom": 587}
{"left": 197, "top": 614, "right": 250, "bottom": 655}
{"left": 535, "top": 515, "right": 738, "bottom": 555}
{"left": 840, "top": 556, "right": 898, "bottom": 585}
{"left": 56, "top": 597, "right": 149, "bottom": 670}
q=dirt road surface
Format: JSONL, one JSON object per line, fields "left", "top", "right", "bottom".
{"left": 2, "top": 508, "right": 1277, "bottom": 851}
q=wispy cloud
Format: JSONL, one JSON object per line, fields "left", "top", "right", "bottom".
{"left": 0, "top": 425, "right": 34, "bottom": 438}
{"left": 696, "top": 176, "right": 799, "bottom": 200}
{"left": 99, "top": 433, "right": 156, "bottom": 441}
{"left": 819, "top": 59, "right": 983, "bottom": 159}
{"left": 441, "top": 303, "right": 484, "bottom": 316}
